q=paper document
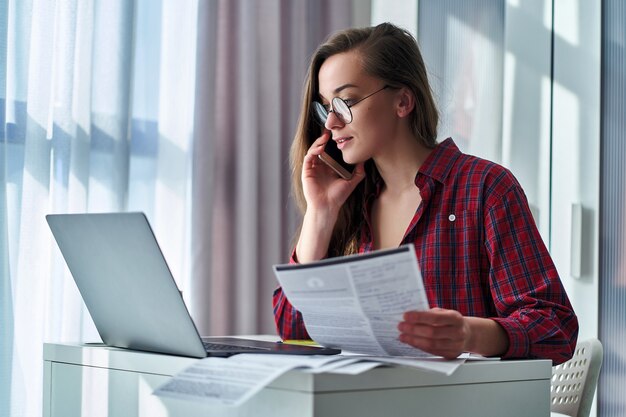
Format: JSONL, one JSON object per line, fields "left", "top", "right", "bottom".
{"left": 154, "top": 354, "right": 355, "bottom": 406}
{"left": 274, "top": 244, "right": 431, "bottom": 357}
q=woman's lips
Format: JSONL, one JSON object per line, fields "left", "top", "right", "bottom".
{"left": 335, "top": 136, "right": 352, "bottom": 150}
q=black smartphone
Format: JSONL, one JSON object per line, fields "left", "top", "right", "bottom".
{"left": 317, "top": 138, "right": 356, "bottom": 180}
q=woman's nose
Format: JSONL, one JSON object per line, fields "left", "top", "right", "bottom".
{"left": 324, "top": 110, "right": 344, "bottom": 130}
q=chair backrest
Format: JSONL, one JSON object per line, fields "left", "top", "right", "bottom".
{"left": 551, "top": 338, "right": 603, "bottom": 417}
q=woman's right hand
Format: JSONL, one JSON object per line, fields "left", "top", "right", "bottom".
{"left": 301, "top": 131, "right": 365, "bottom": 214}
{"left": 295, "top": 131, "right": 365, "bottom": 263}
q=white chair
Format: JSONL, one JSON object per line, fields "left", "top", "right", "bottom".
{"left": 550, "top": 338, "right": 603, "bottom": 417}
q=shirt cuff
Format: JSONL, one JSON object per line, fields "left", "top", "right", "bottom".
{"left": 490, "top": 317, "right": 530, "bottom": 359}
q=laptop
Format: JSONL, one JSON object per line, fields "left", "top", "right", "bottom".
{"left": 46, "top": 212, "right": 340, "bottom": 358}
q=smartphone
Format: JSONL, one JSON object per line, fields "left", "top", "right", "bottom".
{"left": 317, "top": 138, "right": 356, "bottom": 180}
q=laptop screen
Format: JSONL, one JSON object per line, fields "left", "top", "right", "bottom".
{"left": 47, "top": 212, "right": 208, "bottom": 357}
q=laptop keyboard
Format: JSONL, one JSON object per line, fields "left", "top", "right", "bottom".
{"left": 202, "top": 342, "right": 268, "bottom": 352}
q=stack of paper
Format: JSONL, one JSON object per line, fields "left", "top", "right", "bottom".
{"left": 153, "top": 353, "right": 470, "bottom": 406}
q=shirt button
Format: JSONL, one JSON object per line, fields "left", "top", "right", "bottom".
{"left": 448, "top": 214, "right": 456, "bottom": 222}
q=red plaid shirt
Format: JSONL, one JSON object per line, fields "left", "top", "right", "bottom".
{"left": 273, "top": 138, "right": 578, "bottom": 364}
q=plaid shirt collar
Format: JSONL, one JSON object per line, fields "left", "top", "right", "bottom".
{"left": 417, "top": 137, "right": 462, "bottom": 185}
{"left": 370, "top": 137, "right": 461, "bottom": 198}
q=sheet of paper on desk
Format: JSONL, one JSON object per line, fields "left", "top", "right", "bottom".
{"left": 273, "top": 244, "right": 433, "bottom": 357}
{"left": 301, "top": 355, "right": 465, "bottom": 375}
{"left": 153, "top": 354, "right": 360, "bottom": 406}
{"left": 350, "top": 355, "right": 465, "bottom": 375}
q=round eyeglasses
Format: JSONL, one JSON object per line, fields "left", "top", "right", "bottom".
{"left": 312, "top": 85, "right": 391, "bottom": 125}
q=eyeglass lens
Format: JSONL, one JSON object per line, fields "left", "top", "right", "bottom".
{"left": 312, "top": 102, "right": 330, "bottom": 125}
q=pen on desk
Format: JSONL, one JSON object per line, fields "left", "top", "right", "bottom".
{"left": 280, "top": 339, "right": 319, "bottom": 346}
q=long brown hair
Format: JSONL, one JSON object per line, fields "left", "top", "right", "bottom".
{"left": 290, "top": 22, "right": 439, "bottom": 257}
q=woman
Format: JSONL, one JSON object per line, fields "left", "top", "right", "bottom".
{"left": 273, "top": 22, "right": 578, "bottom": 363}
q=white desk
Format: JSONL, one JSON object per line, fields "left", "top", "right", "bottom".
{"left": 43, "top": 342, "right": 551, "bottom": 417}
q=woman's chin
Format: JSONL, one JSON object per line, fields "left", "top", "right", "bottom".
{"left": 341, "top": 152, "right": 359, "bottom": 165}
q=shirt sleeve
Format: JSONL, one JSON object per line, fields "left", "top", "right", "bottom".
{"left": 271, "top": 249, "right": 311, "bottom": 340}
{"left": 485, "top": 183, "right": 579, "bottom": 364}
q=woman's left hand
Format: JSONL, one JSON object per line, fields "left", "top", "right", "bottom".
{"left": 397, "top": 308, "right": 471, "bottom": 359}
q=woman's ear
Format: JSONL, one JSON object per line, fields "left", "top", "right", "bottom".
{"left": 396, "top": 87, "right": 415, "bottom": 118}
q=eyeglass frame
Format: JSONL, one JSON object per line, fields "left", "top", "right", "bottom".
{"left": 312, "top": 85, "right": 392, "bottom": 126}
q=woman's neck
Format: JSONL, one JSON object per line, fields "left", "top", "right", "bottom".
{"left": 373, "top": 133, "right": 433, "bottom": 196}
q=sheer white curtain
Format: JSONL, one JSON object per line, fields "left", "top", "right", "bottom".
{"left": 1, "top": 0, "right": 359, "bottom": 416}
{"left": 0, "top": 0, "right": 198, "bottom": 416}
